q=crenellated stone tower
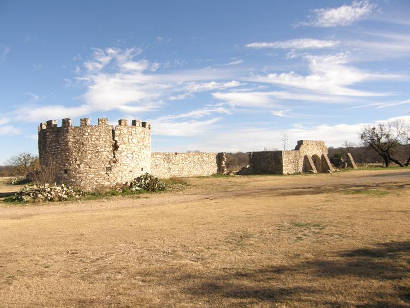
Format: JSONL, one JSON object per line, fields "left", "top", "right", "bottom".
{"left": 38, "top": 118, "right": 151, "bottom": 190}
{"left": 38, "top": 118, "right": 336, "bottom": 191}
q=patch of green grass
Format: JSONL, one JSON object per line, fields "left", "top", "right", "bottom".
{"left": 77, "top": 187, "right": 151, "bottom": 201}
{"left": 343, "top": 189, "right": 390, "bottom": 196}
{"left": 2, "top": 187, "right": 156, "bottom": 204}
{"left": 163, "top": 177, "right": 189, "bottom": 185}
{"left": 356, "top": 165, "right": 410, "bottom": 171}
{"left": 2, "top": 196, "right": 27, "bottom": 205}
{"left": 210, "top": 173, "right": 232, "bottom": 178}
{"left": 162, "top": 177, "right": 189, "bottom": 191}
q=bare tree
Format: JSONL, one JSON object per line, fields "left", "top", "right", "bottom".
{"left": 343, "top": 141, "right": 355, "bottom": 153}
{"left": 7, "top": 153, "right": 39, "bottom": 176}
{"left": 360, "top": 121, "right": 409, "bottom": 167}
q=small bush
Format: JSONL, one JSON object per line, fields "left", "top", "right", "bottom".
{"left": 8, "top": 177, "right": 31, "bottom": 185}
{"left": 11, "top": 184, "right": 83, "bottom": 202}
{"left": 7, "top": 173, "right": 167, "bottom": 203}
{"left": 128, "top": 173, "right": 166, "bottom": 192}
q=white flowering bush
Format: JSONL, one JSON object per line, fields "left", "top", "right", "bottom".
{"left": 9, "top": 177, "right": 30, "bottom": 185}
{"left": 128, "top": 173, "right": 165, "bottom": 192}
{"left": 12, "top": 184, "right": 82, "bottom": 202}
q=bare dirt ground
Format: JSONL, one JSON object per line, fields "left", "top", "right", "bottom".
{"left": 0, "top": 169, "right": 409, "bottom": 307}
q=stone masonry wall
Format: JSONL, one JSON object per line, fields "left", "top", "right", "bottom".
{"left": 39, "top": 119, "right": 334, "bottom": 190}
{"left": 248, "top": 151, "right": 283, "bottom": 174}
{"left": 151, "top": 152, "right": 218, "bottom": 178}
{"left": 248, "top": 140, "right": 333, "bottom": 175}
{"left": 38, "top": 118, "right": 151, "bottom": 191}
{"left": 282, "top": 150, "right": 302, "bottom": 174}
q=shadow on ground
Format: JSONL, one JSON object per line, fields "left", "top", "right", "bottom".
{"left": 184, "top": 241, "right": 410, "bottom": 306}
{"left": 264, "top": 182, "right": 410, "bottom": 197}
{"left": 0, "top": 192, "right": 15, "bottom": 198}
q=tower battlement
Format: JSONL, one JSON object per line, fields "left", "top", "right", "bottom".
{"left": 38, "top": 118, "right": 151, "bottom": 131}
{"left": 38, "top": 118, "right": 151, "bottom": 190}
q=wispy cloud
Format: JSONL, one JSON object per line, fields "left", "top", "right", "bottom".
{"left": 350, "top": 99, "right": 410, "bottom": 109}
{"left": 345, "top": 32, "right": 410, "bottom": 60}
{"left": 158, "top": 107, "right": 230, "bottom": 120}
{"left": 187, "top": 115, "right": 410, "bottom": 152}
{"left": 301, "top": 0, "right": 375, "bottom": 27}
{"left": 213, "top": 89, "right": 350, "bottom": 108}
{"left": 246, "top": 39, "right": 339, "bottom": 49}
{"left": 0, "top": 117, "right": 9, "bottom": 126}
{"left": 213, "top": 91, "right": 278, "bottom": 108}
{"left": 249, "top": 53, "right": 401, "bottom": 97}
{"left": 150, "top": 118, "right": 220, "bottom": 136}
{"left": 225, "top": 59, "right": 243, "bottom": 66}
{"left": 169, "top": 81, "right": 240, "bottom": 100}
{"left": 15, "top": 48, "right": 240, "bottom": 122}
{"left": 0, "top": 47, "right": 10, "bottom": 63}
{"left": 272, "top": 109, "right": 291, "bottom": 117}
{"left": 16, "top": 105, "right": 91, "bottom": 122}
{"left": 0, "top": 122, "right": 20, "bottom": 135}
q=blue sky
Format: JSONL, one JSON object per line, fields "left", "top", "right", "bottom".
{"left": 1, "top": 0, "right": 410, "bottom": 163}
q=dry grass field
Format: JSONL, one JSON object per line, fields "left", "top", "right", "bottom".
{"left": 0, "top": 169, "right": 409, "bottom": 307}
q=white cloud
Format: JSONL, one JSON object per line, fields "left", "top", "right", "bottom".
{"left": 0, "top": 125, "right": 20, "bottom": 135}
{"left": 188, "top": 116, "right": 410, "bottom": 152}
{"left": 246, "top": 39, "right": 339, "bottom": 49}
{"left": 25, "top": 92, "right": 40, "bottom": 101}
{"left": 213, "top": 89, "right": 354, "bottom": 108}
{"left": 80, "top": 49, "right": 239, "bottom": 114}
{"left": 345, "top": 32, "right": 410, "bottom": 60}
{"left": 16, "top": 105, "right": 91, "bottom": 122}
{"left": 250, "top": 53, "right": 401, "bottom": 97}
{"left": 302, "top": 0, "right": 375, "bottom": 27}
{"left": 170, "top": 81, "right": 241, "bottom": 100}
{"left": 350, "top": 99, "right": 410, "bottom": 109}
{"left": 0, "top": 117, "right": 9, "bottom": 126}
{"left": 213, "top": 91, "right": 277, "bottom": 108}
{"left": 17, "top": 48, "right": 241, "bottom": 122}
{"left": 160, "top": 107, "right": 230, "bottom": 120}
{"left": 226, "top": 59, "right": 243, "bottom": 65}
{"left": 272, "top": 109, "right": 291, "bottom": 117}
{"left": 150, "top": 118, "right": 220, "bottom": 136}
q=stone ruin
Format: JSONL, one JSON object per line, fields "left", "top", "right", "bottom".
{"left": 38, "top": 118, "right": 355, "bottom": 190}
{"left": 248, "top": 140, "right": 335, "bottom": 175}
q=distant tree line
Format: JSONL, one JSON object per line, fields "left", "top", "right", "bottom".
{"left": 0, "top": 153, "right": 39, "bottom": 177}
{"left": 330, "top": 120, "right": 410, "bottom": 168}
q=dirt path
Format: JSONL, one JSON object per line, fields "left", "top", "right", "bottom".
{"left": 1, "top": 169, "right": 410, "bottom": 218}
{"left": 0, "top": 169, "right": 409, "bottom": 307}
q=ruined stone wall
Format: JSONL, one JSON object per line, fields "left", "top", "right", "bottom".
{"left": 295, "top": 140, "right": 328, "bottom": 157}
{"left": 151, "top": 152, "right": 218, "bottom": 178}
{"left": 38, "top": 118, "right": 151, "bottom": 191}
{"left": 248, "top": 140, "right": 333, "bottom": 175}
{"left": 248, "top": 151, "right": 283, "bottom": 174}
{"left": 282, "top": 150, "right": 302, "bottom": 174}
{"left": 39, "top": 121, "right": 334, "bottom": 190}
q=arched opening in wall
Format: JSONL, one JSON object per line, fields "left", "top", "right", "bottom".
{"left": 303, "top": 155, "right": 315, "bottom": 173}
{"left": 312, "top": 154, "right": 322, "bottom": 173}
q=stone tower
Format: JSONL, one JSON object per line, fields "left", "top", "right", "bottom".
{"left": 38, "top": 118, "right": 151, "bottom": 190}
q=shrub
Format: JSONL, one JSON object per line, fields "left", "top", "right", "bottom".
{"left": 128, "top": 173, "right": 166, "bottom": 192}
{"left": 8, "top": 177, "right": 31, "bottom": 185}
{"left": 11, "top": 184, "right": 82, "bottom": 202}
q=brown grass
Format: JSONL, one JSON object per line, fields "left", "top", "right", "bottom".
{"left": 0, "top": 169, "right": 409, "bottom": 307}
